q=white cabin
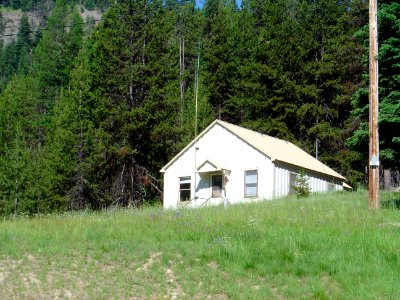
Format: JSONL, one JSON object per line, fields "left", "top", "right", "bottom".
{"left": 160, "top": 120, "right": 346, "bottom": 209}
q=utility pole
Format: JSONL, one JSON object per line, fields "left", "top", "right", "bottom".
{"left": 369, "top": 0, "right": 380, "bottom": 209}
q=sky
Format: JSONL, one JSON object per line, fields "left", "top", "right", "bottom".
{"left": 196, "top": 0, "right": 242, "bottom": 9}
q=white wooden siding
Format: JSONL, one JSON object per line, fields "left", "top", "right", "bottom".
{"left": 273, "top": 162, "right": 343, "bottom": 199}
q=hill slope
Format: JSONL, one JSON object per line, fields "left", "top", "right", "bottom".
{"left": 1, "top": 10, "right": 42, "bottom": 45}
{"left": 1, "top": 6, "right": 102, "bottom": 45}
{"left": 1, "top": 191, "right": 399, "bottom": 299}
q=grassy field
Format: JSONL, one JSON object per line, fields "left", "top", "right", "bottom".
{"left": 1, "top": 191, "right": 400, "bottom": 299}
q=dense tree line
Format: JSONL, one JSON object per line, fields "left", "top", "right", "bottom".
{"left": 0, "top": 0, "right": 398, "bottom": 215}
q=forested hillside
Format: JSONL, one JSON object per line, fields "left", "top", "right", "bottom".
{"left": 1, "top": 0, "right": 109, "bottom": 11}
{"left": 0, "top": 0, "right": 399, "bottom": 215}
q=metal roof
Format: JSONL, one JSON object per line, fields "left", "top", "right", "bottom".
{"left": 161, "top": 120, "right": 346, "bottom": 181}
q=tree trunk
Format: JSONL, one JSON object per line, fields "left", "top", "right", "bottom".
{"left": 383, "top": 169, "right": 392, "bottom": 191}
{"left": 14, "top": 178, "right": 18, "bottom": 215}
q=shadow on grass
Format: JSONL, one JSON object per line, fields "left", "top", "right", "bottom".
{"left": 382, "top": 193, "right": 400, "bottom": 209}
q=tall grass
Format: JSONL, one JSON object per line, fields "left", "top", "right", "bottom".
{"left": 1, "top": 191, "right": 400, "bottom": 299}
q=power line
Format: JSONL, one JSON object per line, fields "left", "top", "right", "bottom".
{"left": 0, "top": 10, "right": 151, "bottom": 39}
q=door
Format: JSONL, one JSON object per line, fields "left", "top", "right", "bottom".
{"left": 211, "top": 174, "right": 223, "bottom": 198}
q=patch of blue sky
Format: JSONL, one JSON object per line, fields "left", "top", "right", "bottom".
{"left": 196, "top": 0, "right": 242, "bottom": 9}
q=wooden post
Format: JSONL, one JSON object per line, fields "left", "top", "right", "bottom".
{"left": 369, "top": 0, "right": 380, "bottom": 209}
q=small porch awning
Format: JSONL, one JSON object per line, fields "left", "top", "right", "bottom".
{"left": 343, "top": 182, "right": 353, "bottom": 190}
{"left": 196, "top": 160, "right": 231, "bottom": 175}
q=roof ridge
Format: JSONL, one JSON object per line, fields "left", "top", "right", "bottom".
{"left": 217, "top": 119, "right": 291, "bottom": 143}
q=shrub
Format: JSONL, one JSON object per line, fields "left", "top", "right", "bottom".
{"left": 294, "top": 169, "right": 311, "bottom": 198}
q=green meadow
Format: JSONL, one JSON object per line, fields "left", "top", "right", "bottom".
{"left": 1, "top": 191, "right": 400, "bottom": 299}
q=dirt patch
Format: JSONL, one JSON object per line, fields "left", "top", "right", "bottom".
{"left": 270, "top": 285, "right": 288, "bottom": 300}
{"left": 0, "top": 257, "right": 22, "bottom": 284}
{"left": 136, "top": 252, "right": 162, "bottom": 272}
{"left": 208, "top": 261, "right": 218, "bottom": 270}
{"left": 380, "top": 222, "right": 400, "bottom": 227}
{"left": 321, "top": 274, "right": 342, "bottom": 296}
{"left": 194, "top": 292, "right": 228, "bottom": 300}
{"left": 0, "top": 253, "right": 150, "bottom": 299}
{"left": 165, "top": 267, "right": 184, "bottom": 299}
{"left": 206, "top": 294, "right": 228, "bottom": 299}
{"left": 0, "top": 272, "right": 6, "bottom": 283}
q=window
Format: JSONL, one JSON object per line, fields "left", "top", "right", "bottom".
{"left": 328, "top": 182, "right": 335, "bottom": 191}
{"left": 289, "top": 172, "right": 297, "bottom": 194}
{"left": 245, "top": 170, "right": 258, "bottom": 197}
{"left": 211, "top": 174, "right": 223, "bottom": 198}
{"left": 179, "top": 177, "right": 191, "bottom": 201}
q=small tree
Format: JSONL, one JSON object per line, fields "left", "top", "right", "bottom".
{"left": 294, "top": 169, "right": 311, "bottom": 198}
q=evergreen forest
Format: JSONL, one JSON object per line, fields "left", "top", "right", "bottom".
{"left": 0, "top": 0, "right": 399, "bottom": 215}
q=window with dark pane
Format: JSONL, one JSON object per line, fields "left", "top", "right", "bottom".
{"left": 179, "top": 177, "right": 191, "bottom": 201}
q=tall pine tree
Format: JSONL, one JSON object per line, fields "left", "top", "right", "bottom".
{"left": 348, "top": 0, "right": 400, "bottom": 181}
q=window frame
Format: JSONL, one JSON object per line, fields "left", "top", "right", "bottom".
{"left": 179, "top": 176, "right": 191, "bottom": 202}
{"left": 327, "top": 182, "right": 335, "bottom": 191}
{"left": 289, "top": 172, "right": 298, "bottom": 194}
{"left": 244, "top": 169, "right": 258, "bottom": 198}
